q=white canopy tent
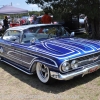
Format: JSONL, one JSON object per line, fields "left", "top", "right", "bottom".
{"left": 0, "top": 5, "right": 28, "bottom": 14}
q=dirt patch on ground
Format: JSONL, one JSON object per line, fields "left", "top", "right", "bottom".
{"left": 0, "top": 62, "right": 100, "bottom": 100}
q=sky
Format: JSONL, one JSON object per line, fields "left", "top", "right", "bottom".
{"left": 0, "top": 0, "right": 42, "bottom": 11}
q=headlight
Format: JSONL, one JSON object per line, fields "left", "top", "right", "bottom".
{"left": 71, "top": 60, "right": 78, "bottom": 69}
{"left": 60, "top": 61, "right": 70, "bottom": 72}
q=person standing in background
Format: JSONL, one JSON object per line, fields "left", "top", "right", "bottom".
{"left": 41, "top": 11, "right": 52, "bottom": 24}
{"left": 16, "top": 16, "right": 20, "bottom": 24}
{"left": 3, "top": 16, "right": 9, "bottom": 31}
{"left": 32, "top": 16, "right": 38, "bottom": 24}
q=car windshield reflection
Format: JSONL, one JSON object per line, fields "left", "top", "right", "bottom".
{"left": 22, "top": 25, "right": 69, "bottom": 42}
{"left": 2, "top": 25, "right": 70, "bottom": 44}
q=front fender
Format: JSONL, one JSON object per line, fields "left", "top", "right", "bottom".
{"left": 30, "top": 57, "right": 59, "bottom": 72}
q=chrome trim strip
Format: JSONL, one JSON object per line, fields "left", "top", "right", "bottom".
{"left": 1, "top": 60, "right": 33, "bottom": 75}
{"left": 50, "top": 65, "right": 100, "bottom": 80}
{"left": 68, "top": 51, "right": 100, "bottom": 61}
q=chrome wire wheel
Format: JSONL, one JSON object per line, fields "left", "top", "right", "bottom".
{"left": 36, "top": 62, "right": 50, "bottom": 83}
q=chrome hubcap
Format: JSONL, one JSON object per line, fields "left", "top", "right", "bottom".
{"left": 40, "top": 65, "right": 48, "bottom": 79}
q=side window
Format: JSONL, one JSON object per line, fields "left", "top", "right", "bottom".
{"left": 21, "top": 28, "right": 38, "bottom": 43}
{"left": 3, "top": 30, "right": 22, "bottom": 43}
{"left": 36, "top": 27, "right": 49, "bottom": 40}
{"left": 56, "top": 26, "right": 69, "bottom": 37}
{"left": 22, "top": 32, "right": 35, "bottom": 43}
{"left": 36, "top": 26, "right": 57, "bottom": 39}
{"left": 48, "top": 27, "right": 57, "bottom": 35}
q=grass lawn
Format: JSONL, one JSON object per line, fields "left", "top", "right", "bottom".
{"left": 0, "top": 61, "right": 100, "bottom": 100}
{"left": 75, "top": 32, "right": 89, "bottom": 38}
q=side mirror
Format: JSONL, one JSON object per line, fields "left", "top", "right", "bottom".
{"left": 70, "top": 32, "right": 75, "bottom": 37}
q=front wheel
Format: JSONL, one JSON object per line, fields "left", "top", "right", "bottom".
{"left": 36, "top": 62, "right": 51, "bottom": 84}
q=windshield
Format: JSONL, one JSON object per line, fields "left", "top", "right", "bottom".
{"left": 22, "top": 25, "right": 69, "bottom": 43}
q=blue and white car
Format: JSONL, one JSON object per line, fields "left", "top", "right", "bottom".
{"left": 0, "top": 24, "right": 100, "bottom": 84}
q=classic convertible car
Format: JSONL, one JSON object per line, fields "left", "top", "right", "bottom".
{"left": 0, "top": 24, "right": 100, "bottom": 84}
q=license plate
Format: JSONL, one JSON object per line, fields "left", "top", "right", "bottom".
{"left": 88, "top": 66, "right": 99, "bottom": 73}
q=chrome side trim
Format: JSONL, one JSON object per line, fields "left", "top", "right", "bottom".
{"left": 50, "top": 65, "right": 100, "bottom": 80}
{"left": 1, "top": 60, "right": 33, "bottom": 75}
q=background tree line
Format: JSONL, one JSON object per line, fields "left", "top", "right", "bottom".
{"left": 0, "top": 11, "right": 44, "bottom": 19}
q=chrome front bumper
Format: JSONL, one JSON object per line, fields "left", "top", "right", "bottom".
{"left": 50, "top": 65, "right": 100, "bottom": 80}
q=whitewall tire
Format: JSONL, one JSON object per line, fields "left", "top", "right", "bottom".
{"left": 36, "top": 62, "right": 51, "bottom": 84}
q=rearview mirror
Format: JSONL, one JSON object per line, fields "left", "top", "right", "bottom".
{"left": 43, "top": 29, "right": 48, "bottom": 34}
{"left": 30, "top": 38, "right": 36, "bottom": 45}
{"left": 30, "top": 37, "right": 39, "bottom": 45}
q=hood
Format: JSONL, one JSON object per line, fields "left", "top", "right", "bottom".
{"left": 29, "top": 38, "right": 100, "bottom": 59}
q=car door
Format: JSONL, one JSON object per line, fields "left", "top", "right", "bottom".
{"left": 19, "top": 28, "right": 38, "bottom": 69}
{"left": 0, "top": 30, "right": 23, "bottom": 66}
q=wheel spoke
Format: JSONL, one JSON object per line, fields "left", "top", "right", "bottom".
{"left": 44, "top": 72, "right": 48, "bottom": 78}
{"left": 41, "top": 68, "right": 45, "bottom": 73}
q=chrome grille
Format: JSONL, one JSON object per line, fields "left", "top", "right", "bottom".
{"left": 77, "top": 52, "right": 100, "bottom": 67}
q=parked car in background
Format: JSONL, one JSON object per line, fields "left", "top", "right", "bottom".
{"left": 21, "top": 16, "right": 30, "bottom": 25}
{"left": 79, "top": 14, "right": 85, "bottom": 28}
{"left": 59, "top": 13, "right": 86, "bottom": 34}
{"left": 79, "top": 17, "right": 84, "bottom": 26}
{"left": 0, "top": 24, "right": 100, "bottom": 84}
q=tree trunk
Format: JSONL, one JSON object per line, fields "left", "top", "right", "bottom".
{"left": 91, "top": 18, "right": 100, "bottom": 39}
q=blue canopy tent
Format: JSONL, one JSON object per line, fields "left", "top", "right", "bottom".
{"left": 0, "top": 5, "right": 28, "bottom": 14}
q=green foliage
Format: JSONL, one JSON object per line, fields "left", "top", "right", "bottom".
{"left": 26, "top": 0, "right": 100, "bottom": 39}
{"left": 28, "top": 11, "right": 44, "bottom": 16}
{"left": 26, "top": 0, "right": 100, "bottom": 19}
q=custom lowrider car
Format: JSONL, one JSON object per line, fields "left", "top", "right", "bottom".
{"left": 0, "top": 24, "right": 100, "bottom": 84}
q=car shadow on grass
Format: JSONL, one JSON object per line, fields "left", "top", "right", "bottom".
{"left": 0, "top": 62, "right": 100, "bottom": 94}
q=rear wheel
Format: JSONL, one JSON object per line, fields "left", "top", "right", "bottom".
{"left": 36, "top": 62, "right": 51, "bottom": 84}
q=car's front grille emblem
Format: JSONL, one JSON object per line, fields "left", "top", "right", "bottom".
{"left": 88, "top": 56, "right": 99, "bottom": 62}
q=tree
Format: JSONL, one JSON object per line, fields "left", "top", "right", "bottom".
{"left": 73, "top": 0, "right": 100, "bottom": 39}
{"left": 26, "top": 0, "right": 100, "bottom": 39}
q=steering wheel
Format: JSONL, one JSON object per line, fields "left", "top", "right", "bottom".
{"left": 48, "top": 33, "right": 53, "bottom": 38}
